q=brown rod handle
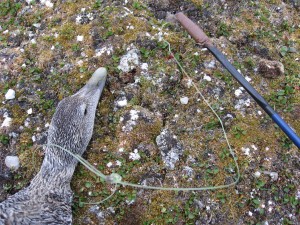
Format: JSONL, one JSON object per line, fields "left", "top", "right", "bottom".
{"left": 175, "top": 12, "right": 212, "bottom": 47}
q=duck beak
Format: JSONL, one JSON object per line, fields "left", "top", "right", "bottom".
{"left": 86, "top": 67, "right": 107, "bottom": 92}
{"left": 78, "top": 67, "right": 107, "bottom": 97}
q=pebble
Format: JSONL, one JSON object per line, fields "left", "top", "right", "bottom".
{"left": 180, "top": 96, "right": 189, "bottom": 105}
{"left": 1, "top": 117, "right": 12, "bottom": 127}
{"left": 77, "top": 35, "right": 84, "bottom": 42}
{"left": 5, "top": 89, "right": 15, "bottom": 100}
{"left": 5, "top": 156, "right": 20, "bottom": 170}
{"left": 27, "top": 108, "right": 33, "bottom": 115}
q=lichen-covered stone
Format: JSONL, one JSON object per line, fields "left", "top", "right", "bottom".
{"left": 156, "top": 128, "right": 184, "bottom": 170}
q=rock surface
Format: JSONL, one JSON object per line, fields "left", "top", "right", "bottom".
{"left": 258, "top": 59, "right": 284, "bottom": 78}
{"left": 156, "top": 129, "right": 184, "bottom": 170}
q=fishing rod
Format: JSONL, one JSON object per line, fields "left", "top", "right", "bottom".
{"left": 175, "top": 12, "right": 300, "bottom": 149}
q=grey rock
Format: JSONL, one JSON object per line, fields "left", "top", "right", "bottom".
{"left": 156, "top": 129, "right": 184, "bottom": 170}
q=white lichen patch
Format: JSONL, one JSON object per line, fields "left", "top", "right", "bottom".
{"left": 234, "top": 98, "right": 251, "bottom": 111}
{"left": 40, "top": 0, "right": 54, "bottom": 8}
{"left": 254, "top": 171, "right": 261, "bottom": 178}
{"left": 241, "top": 147, "right": 251, "bottom": 156}
{"left": 118, "top": 48, "right": 139, "bottom": 72}
{"left": 30, "top": 39, "right": 36, "bottom": 45}
{"left": 116, "top": 97, "right": 128, "bottom": 108}
{"left": 121, "top": 109, "right": 140, "bottom": 132}
{"left": 95, "top": 45, "right": 113, "bottom": 57}
{"left": 204, "top": 60, "right": 216, "bottom": 69}
{"left": 180, "top": 96, "right": 189, "bottom": 105}
{"left": 129, "top": 149, "right": 140, "bottom": 161}
{"left": 203, "top": 74, "right": 212, "bottom": 82}
{"left": 156, "top": 129, "right": 184, "bottom": 170}
{"left": 141, "top": 63, "right": 148, "bottom": 71}
{"left": 234, "top": 87, "right": 244, "bottom": 97}
{"left": 116, "top": 160, "right": 122, "bottom": 166}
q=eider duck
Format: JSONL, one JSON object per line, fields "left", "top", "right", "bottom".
{"left": 0, "top": 67, "right": 107, "bottom": 225}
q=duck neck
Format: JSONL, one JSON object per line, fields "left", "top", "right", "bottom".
{"left": 31, "top": 146, "right": 82, "bottom": 189}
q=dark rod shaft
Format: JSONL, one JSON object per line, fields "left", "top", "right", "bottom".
{"left": 175, "top": 12, "right": 300, "bottom": 149}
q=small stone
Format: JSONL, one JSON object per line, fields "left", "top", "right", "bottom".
{"left": 1, "top": 117, "right": 12, "bottom": 127}
{"left": 5, "top": 89, "right": 15, "bottom": 100}
{"left": 27, "top": 108, "right": 33, "bottom": 115}
{"left": 77, "top": 35, "right": 84, "bottom": 42}
{"left": 180, "top": 96, "right": 189, "bottom": 105}
{"left": 5, "top": 156, "right": 20, "bottom": 170}
{"left": 258, "top": 59, "right": 284, "bottom": 78}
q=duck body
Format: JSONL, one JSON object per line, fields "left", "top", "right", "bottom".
{"left": 0, "top": 68, "right": 107, "bottom": 225}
